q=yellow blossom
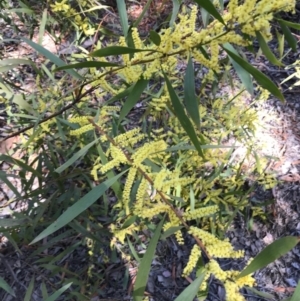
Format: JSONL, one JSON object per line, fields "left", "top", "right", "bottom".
{"left": 182, "top": 244, "right": 201, "bottom": 277}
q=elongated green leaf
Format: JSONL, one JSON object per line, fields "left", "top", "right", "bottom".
{"left": 276, "top": 18, "right": 300, "bottom": 30}
{"left": 44, "top": 282, "right": 72, "bottom": 301}
{"left": 161, "top": 226, "right": 183, "bottom": 240}
{"left": 275, "top": 30, "right": 284, "bottom": 61}
{"left": 38, "top": 9, "right": 47, "bottom": 45}
{"left": 246, "top": 287, "right": 274, "bottom": 300}
{"left": 0, "top": 58, "right": 35, "bottom": 66}
{"left": 41, "top": 282, "right": 49, "bottom": 299}
{"left": 193, "top": 0, "right": 225, "bottom": 25}
{"left": 89, "top": 46, "right": 152, "bottom": 58}
{"left": 163, "top": 72, "right": 205, "bottom": 158}
{"left": 2, "top": 231, "right": 21, "bottom": 254}
{"left": 256, "top": 31, "right": 284, "bottom": 66}
{"left": 133, "top": 217, "right": 165, "bottom": 301}
{"left": 29, "top": 171, "right": 127, "bottom": 245}
{"left": 149, "top": 30, "right": 161, "bottom": 46}
{"left": 291, "top": 281, "right": 300, "bottom": 301}
{"left": 54, "top": 61, "right": 121, "bottom": 72}
{"left": 184, "top": 56, "right": 200, "bottom": 126}
{"left": 278, "top": 20, "right": 297, "bottom": 52}
{"left": 21, "top": 37, "right": 84, "bottom": 80}
{"left": 223, "top": 43, "right": 254, "bottom": 95}
{"left": 170, "top": 0, "right": 182, "bottom": 27}
{"left": 118, "top": 78, "right": 149, "bottom": 124}
{"left": 81, "top": 5, "right": 109, "bottom": 13}
{"left": 238, "top": 236, "right": 300, "bottom": 278}
{"left": 0, "top": 218, "right": 30, "bottom": 228}
{"left": 7, "top": 8, "right": 34, "bottom": 14}
{"left": 55, "top": 138, "right": 100, "bottom": 173}
{"left": 223, "top": 46, "right": 284, "bottom": 102}
{"left": 0, "top": 155, "right": 42, "bottom": 178}
{"left": 200, "top": 6, "right": 210, "bottom": 28}
{"left": 174, "top": 272, "right": 206, "bottom": 301}
{"left": 24, "top": 277, "right": 35, "bottom": 301}
{"left": 117, "top": 0, "right": 129, "bottom": 37}
{"left": 0, "top": 276, "right": 15, "bottom": 297}
{"left": 0, "top": 172, "right": 21, "bottom": 199}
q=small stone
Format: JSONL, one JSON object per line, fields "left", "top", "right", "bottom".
{"left": 162, "top": 270, "right": 171, "bottom": 278}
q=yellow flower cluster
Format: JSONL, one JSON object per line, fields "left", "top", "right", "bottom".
{"left": 183, "top": 205, "right": 218, "bottom": 221}
{"left": 114, "top": 128, "right": 145, "bottom": 148}
{"left": 69, "top": 116, "right": 90, "bottom": 126}
{"left": 189, "top": 226, "right": 244, "bottom": 258}
{"left": 50, "top": 0, "right": 95, "bottom": 35}
{"left": 198, "top": 259, "right": 255, "bottom": 300}
{"left": 110, "top": 223, "right": 139, "bottom": 244}
{"left": 100, "top": 145, "right": 128, "bottom": 173}
{"left": 70, "top": 124, "right": 94, "bottom": 136}
{"left": 134, "top": 178, "right": 150, "bottom": 216}
{"left": 131, "top": 140, "right": 167, "bottom": 167}
{"left": 182, "top": 244, "right": 201, "bottom": 277}
{"left": 122, "top": 167, "right": 138, "bottom": 214}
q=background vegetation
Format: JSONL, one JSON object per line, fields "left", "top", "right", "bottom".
{"left": 1, "top": 0, "right": 300, "bottom": 300}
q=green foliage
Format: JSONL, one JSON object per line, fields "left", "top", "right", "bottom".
{"left": 0, "top": 0, "right": 299, "bottom": 300}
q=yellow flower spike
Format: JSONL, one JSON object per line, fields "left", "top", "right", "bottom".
{"left": 183, "top": 205, "right": 218, "bottom": 221}
{"left": 182, "top": 244, "right": 201, "bottom": 277}
{"left": 189, "top": 226, "right": 244, "bottom": 258}
{"left": 134, "top": 178, "right": 152, "bottom": 216}
{"left": 50, "top": 0, "right": 70, "bottom": 12}
{"left": 132, "top": 140, "right": 167, "bottom": 167}
{"left": 69, "top": 116, "right": 90, "bottom": 126}
{"left": 139, "top": 203, "right": 170, "bottom": 219}
{"left": 224, "top": 281, "right": 246, "bottom": 301}
{"left": 122, "top": 168, "right": 138, "bottom": 215}
{"left": 70, "top": 124, "right": 94, "bottom": 136}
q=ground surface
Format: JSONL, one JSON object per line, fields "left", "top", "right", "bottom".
{"left": 1, "top": 1, "right": 300, "bottom": 301}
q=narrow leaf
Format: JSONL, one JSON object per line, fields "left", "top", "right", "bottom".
{"left": 30, "top": 171, "right": 127, "bottom": 245}
{"left": 276, "top": 18, "right": 300, "bottom": 30}
{"left": 149, "top": 30, "right": 161, "bottom": 46}
{"left": 161, "top": 226, "right": 183, "bottom": 240}
{"left": 89, "top": 46, "right": 152, "bottom": 58}
{"left": 200, "top": 6, "right": 210, "bottom": 28}
{"left": 24, "top": 277, "right": 35, "bottom": 301}
{"left": 170, "top": 0, "right": 182, "bottom": 27}
{"left": 223, "top": 43, "right": 254, "bottom": 95}
{"left": 21, "top": 37, "right": 83, "bottom": 80}
{"left": 0, "top": 218, "right": 30, "bottom": 228}
{"left": 290, "top": 281, "right": 300, "bottom": 301}
{"left": 118, "top": 78, "right": 149, "bottom": 124}
{"left": 238, "top": 236, "right": 300, "bottom": 278}
{"left": 256, "top": 31, "right": 284, "bottom": 66}
{"left": 117, "top": 0, "right": 129, "bottom": 37}
{"left": 275, "top": 30, "right": 285, "bottom": 61}
{"left": 0, "top": 172, "right": 21, "bottom": 199}
{"left": 246, "top": 287, "right": 275, "bottom": 300}
{"left": 55, "top": 138, "right": 100, "bottom": 173}
{"left": 223, "top": 46, "right": 284, "bottom": 102}
{"left": 133, "top": 217, "right": 165, "bottom": 301}
{"left": 193, "top": 0, "right": 225, "bottom": 25}
{"left": 184, "top": 56, "right": 200, "bottom": 126}
{"left": 0, "top": 276, "right": 15, "bottom": 297}
{"left": 38, "top": 9, "right": 47, "bottom": 45}
{"left": 278, "top": 20, "right": 297, "bottom": 52}
{"left": 54, "top": 61, "right": 121, "bottom": 71}
{"left": 44, "top": 282, "right": 72, "bottom": 301}
{"left": 174, "top": 272, "right": 206, "bottom": 301}
{"left": 163, "top": 72, "right": 205, "bottom": 158}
